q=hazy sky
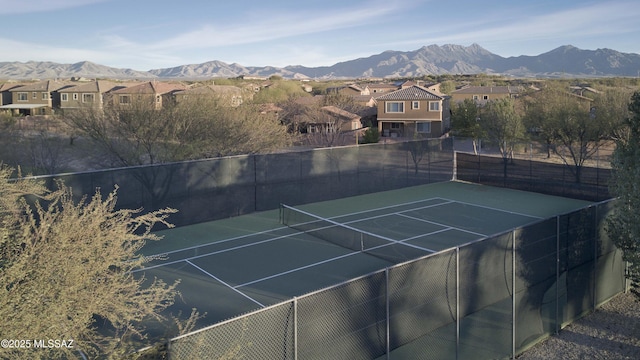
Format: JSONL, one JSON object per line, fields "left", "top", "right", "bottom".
{"left": 1, "top": 0, "right": 639, "bottom": 71}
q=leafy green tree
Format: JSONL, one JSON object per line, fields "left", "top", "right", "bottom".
{"left": 437, "top": 80, "right": 455, "bottom": 95}
{"left": 523, "top": 83, "right": 616, "bottom": 183}
{"left": 361, "top": 127, "right": 380, "bottom": 144}
{"left": 481, "top": 98, "right": 525, "bottom": 181}
{"left": 607, "top": 91, "right": 640, "bottom": 298}
{"left": 450, "top": 98, "right": 483, "bottom": 154}
{"left": 251, "top": 80, "right": 308, "bottom": 103}
{"left": 0, "top": 167, "right": 196, "bottom": 359}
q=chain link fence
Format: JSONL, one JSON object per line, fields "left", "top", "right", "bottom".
{"left": 455, "top": 139, "right": 612, "bottom": 201}
{"left": 168, "top": 199, "right": 625, "bottom": 359}
{"left": 33, "top": 138, "right": 454, "bottom": 227}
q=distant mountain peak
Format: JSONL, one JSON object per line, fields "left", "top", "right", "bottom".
{"left": 1, "top": 44, "right": 639, "bottom": 80}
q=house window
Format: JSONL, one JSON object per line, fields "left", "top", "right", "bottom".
{"left": 61, "top": 93, "right": 68, "bottom": 101}
{"left": 42, "top": 92, "right": 49, "bottom": 100}
{"left": 156, "top": 95, "right": 161, "bottom": 103}
{"left": 119, "top": 95, "right": 131, "bottom": 104}
{"left": 17, "top": 92, "right": 28, "bottom": 101}
{"left": 391, "top": 122, "right": 401, "bottom": 129}
{"left": 32, "top": 92, "right": 37, "bottom": 99}
{"left": 83, "top": 93, "right": 94, "bottom": 103}
{"left": 73, "top": 93, "right": 78, "bottom": 101}
{"left": 483, "top": 95, "right": 489, "bottom": 100}
{"left": 429, "top": 101, "right": 440, "bottom": 111}
{"left": 473, "top": 95, "right": 479, "bottom": 100}
{"left": 386, "top": 102, "right": 404, "bottom": 113}
{"left": 412, "top": 101, "right": 420, "bottom": 109}
{"left": 416, "top": 122, "right": 431, "bottom": 133}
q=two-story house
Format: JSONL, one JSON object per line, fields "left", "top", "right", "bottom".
{"left": 368, "top": 83, "right": 400, "bottom": 95}
{"left": 4, "top": 80, "right": 73, "bottom": 115}
{"left": 0, "top": 82, "right": 23, "bottom": 107}
{"left": 326, "top": 84, "right": 370, "bottom": 96}
{"left": 110, "top": 81, "right": 187, "bottom": 109}
{"left": 375, "top": 85, "right": 445, "bottom": 138}
{"left": 58, "top": 80, "right": 125, "bottom": 113}
{"left": 174, "top": 84, "right": 245, "bottom": 107}
{"left": 450, "top": 86, "right": 520, "bottom": 105}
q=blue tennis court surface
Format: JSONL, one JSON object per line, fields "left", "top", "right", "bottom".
{"left": 138, "top": 181, "right": 591, "bottom": 330}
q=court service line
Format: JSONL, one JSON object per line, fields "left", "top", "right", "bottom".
{"left": 186, "top": 260, "right": 265, "bottom": 308}
{"left": 433, "top": 197, "right": 544, "bottom": 219}
{"left": 335, "top": 200, "right": 456, "bottom": 226}
{"left": 142, "top": 198, "right": 471, "bottom": 273}
{"left": 146, "top": 197, "right": 447, "bottom": 259}
{"left": 397, "top": 213, "right": 488, "bottom": 237}
{"left": 234, "top": 226, "right": 454, "bottom": 289}
{"left": 325, "top": 197, "right": 450, "bottom": 221}
{"left": 281, "top": 204, "right": 436, "bottom": 254}
{"left": 235, "top": 252, "right": 360, "bottom": 288}
{"left": 136, "top": 231, "right": 310, "bottom": 272}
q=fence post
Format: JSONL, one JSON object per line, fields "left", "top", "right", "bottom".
{"left": 294, "top": 297, "right": 298, "bottom": 360}
{"left": 456, "top": 247, "right": 460, "bottom": 360}
{"left": 555, "top": 215, "right": 561, "bottom": 335}
{"left": 593, "top": 205, "right": 598, "bottom": 312}
{"left": 512, "top": 230, "right": 516, "bottom": 359}
{"left": 386, "top": 268, "right": 390, "bottom": 360}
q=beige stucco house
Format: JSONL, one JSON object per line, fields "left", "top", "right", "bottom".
{"left": 3, "top": 80, "right": 73, "bottom": 115}
{"left": 450, "top": 86, "right": 520, "bottom": 105}
{"left": 375, "top": 85, "right": 445, "bottom": 138}
{"left": 174, "top": 84, "right": 244, "bottom": 107}
{"left": 58, "top": 80, "right": 126, "bottom": 113}
{"left": 110, "top": 81, "right": 187, "bottom": 109}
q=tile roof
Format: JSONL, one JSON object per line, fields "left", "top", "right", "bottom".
{"left": 375, "top": 85, "right": 443, "bottom": 101}
{"left": 58, "top": 80, "right": 123, "bottom": 93}
{"left": 174, "top": 84, "right": 242, "bottom": 95}
{"left": 321, "top": 105, "right": 360, "bottom": 120}
{"left": 0, "top": 83, "right": 23, "bottom": 92}
{"left": 111, "top": 81, "right": 187, "bottom": 95}
{"left": 451, "top": 86, "right": 520, "bottom": 95}
{"left": 9, "top": 80, "right": 72, "bottom": 92}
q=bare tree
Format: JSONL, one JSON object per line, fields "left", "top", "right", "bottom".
{"left": 64, "top": 97, "right": 291, "bottom": 166}
{"left": 0, "top": 167, "right": 201, "bottom": 359}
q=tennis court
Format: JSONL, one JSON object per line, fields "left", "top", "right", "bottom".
{"left": 138, "top": 181, "right": 592, "bottom": 331}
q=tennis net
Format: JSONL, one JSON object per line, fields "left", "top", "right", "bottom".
{"left": 280, "top": 204, "right": 432, "bottom": 264}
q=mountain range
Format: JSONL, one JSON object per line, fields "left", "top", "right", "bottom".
{"left": 2, "top": 44, "right": 640, "bottom": 80}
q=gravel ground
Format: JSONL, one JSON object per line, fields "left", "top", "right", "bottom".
{"left": 517, "top": 292, "right": 640, "bottom": 360}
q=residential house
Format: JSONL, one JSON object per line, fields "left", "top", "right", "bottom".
{"left": 375, "top": 85, "right": 445, "bottom": 138}
{"left": 58, "top": 80, "right": 126, "bottom": 113}
{"left": 3, "top": 80, "right": 74, "bottom": 115}
{"left": 0, "top": 82, "right": 23, "bottom": 107}
{"left": 450, "top": 86, "right": 520, "bottom": 105}
{"left": 318, "top": 105, "right": 362, "bottom": 132}
{"left": 326, "top": 84, "right": 370, "bottom": 96}
{"left": 110, "top": 81, "right": 187, "bottom": 109}
{"left": 258, "top": 103, "right": 283, "bottom": 115}
{"left": 174, "top": 84, "right": 244, "bottom": 107}
{"left": 368, "top": 83, "right": 400, "bottom": 94}
{"left": 296, "top": 105, "right": 362, "bottom": 135}
{"left": 570, "top": 85, "right": 601, "bottom": 97}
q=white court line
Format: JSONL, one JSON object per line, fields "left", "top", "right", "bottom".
{"left": 138, "top": 198, "right": 457, "bottom": 274}
{"left": 281, "top": 204, "right": 437, "bottom": 254}
{"left": 144, "top": 197, "right": 448, "bottom": 260}
{"left": 397, "top": 213, "right": 489, "bottom": 237}
{"left": 432, "top": 197, "right": 543, "bottom": 219}
{"left": 140, "top": 196, "right": 533, "bottom": 283}
{"left": 137, "top": 202, "right": 446, "bottom": 273}
{"left": 234, "top": 226, "right": 461, "bottom": 289}
{"left": 135, "top": 231, "right": 307, "bottom": 273}
{"left": 186, "top": 260, "right": 265, "bottom": 308}
{"left": 235, "top": 252, "right": 360, "bottom": 288}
